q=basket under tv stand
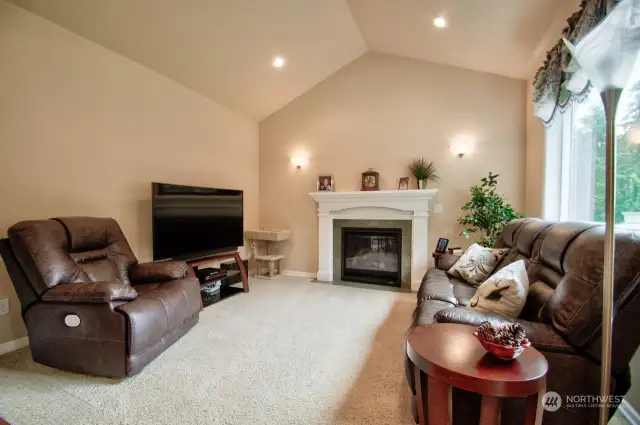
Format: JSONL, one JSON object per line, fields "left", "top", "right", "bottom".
{"left": 186, "top": 250, "right": 249, "bottom": 309}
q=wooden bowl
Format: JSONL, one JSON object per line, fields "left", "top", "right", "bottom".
{"left": 473, "top": 332, "right": 531, "bottom": 361}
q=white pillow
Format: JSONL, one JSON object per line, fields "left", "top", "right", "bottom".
{"left": 447, "top": 243, "right": 509, "bottom": 286}
{"left": 469, "top": 260, "right": 529, "bottom": 319}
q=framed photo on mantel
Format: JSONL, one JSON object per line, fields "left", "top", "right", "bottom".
{"left": 317, "top": 175, "right": 334, "bottom": 192}
{"left": 398, "top": 177, "right": 409, "bottom": 190}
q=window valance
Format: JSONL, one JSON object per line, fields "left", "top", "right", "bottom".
{"left": 532, "top": 0, "right": 620, "bottom": 126}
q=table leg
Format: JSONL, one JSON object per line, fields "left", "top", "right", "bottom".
{"left": 524, "top": 388, "right": 545, "bottom": 425}
{"left": 479, "top": 395, "right": 501, "bottom": 425}
{"left": 427, "top": 375, "right": 451, "bottom": 425}
{"left": 414, "top": 367, "right": 426, "bottom": 425}
{"left": 268, "top": 260, "right": 275, "bottom": 278}
{"left": 234, "top": 252, "right": 249, "bottom": 292}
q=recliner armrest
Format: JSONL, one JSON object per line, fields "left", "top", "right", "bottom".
{"left": 436, "top": 254, "right": 460, "bottom": 271}
{"left": 129, "top": 261, "right": 188, "bottom": 283}
{"left": 42, "top": 282, "right": 137, "bottom": 303}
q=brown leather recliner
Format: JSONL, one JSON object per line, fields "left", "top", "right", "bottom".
{"left": 405, "top": 218, "right": 640, "bottom": 425}
{"left": 0, "top": 217, "right": 201, "bottom": 378}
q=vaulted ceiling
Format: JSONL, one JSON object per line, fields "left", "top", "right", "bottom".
{"left": 7, "top": 0, "right": 568, "bottom": 121}
{"left": 347, "top": 0, "right": 564, "bottom": 80}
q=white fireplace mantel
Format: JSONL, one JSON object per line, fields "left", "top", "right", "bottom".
{"left": 309, "top": 189, "right": 438, "bottom": 290}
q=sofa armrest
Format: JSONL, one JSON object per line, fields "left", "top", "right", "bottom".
{"left": 42, "top": 282, "right": 137, "bottom": 303}
{"left": 435, "top": 307, "right": 577, "bottom": 354}
{"left": 436, "top": 254, "right": 460, "bottom": 271}
{"left": 129, "top": 261, "right": 188, "bottom": 283}
{"left": 434, "top": 307, "right": 513, "bottom": 327}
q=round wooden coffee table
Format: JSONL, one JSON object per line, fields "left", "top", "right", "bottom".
{"left": 407, "top": 323, "right": 548, "bottom": 425}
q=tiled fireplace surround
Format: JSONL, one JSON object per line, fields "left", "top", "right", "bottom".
{"left": 309, "top": 190, "right": 438, "bottom": 291}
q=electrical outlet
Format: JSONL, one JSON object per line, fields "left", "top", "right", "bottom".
{"left": 434, "top": 203, "right": 444, "bottom": 214}
{"left": 0, "top": 299, "right": 9, "bottom": 315}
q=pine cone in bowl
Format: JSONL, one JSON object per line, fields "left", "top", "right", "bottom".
{"left": 475, "top": 322, "right": 496, "bottom": 344}
{"left": 473, "top": 322, "right": 530, "bottom": 360}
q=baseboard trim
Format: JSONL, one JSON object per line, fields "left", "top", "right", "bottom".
{"left": 282, "top": 270, "right": 316, "bottom": 279}
{"left": 0, "top": 336, "right": 29, "bottom": 356}
{"left": 620, "top": 400, "right": 640, "bottom": 425}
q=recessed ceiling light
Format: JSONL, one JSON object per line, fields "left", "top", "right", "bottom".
{"left": 433, "top": 16, "right": 447, "bottom": 28}
{"left": 272, "top": 56, "right": 285, "bottom": 68}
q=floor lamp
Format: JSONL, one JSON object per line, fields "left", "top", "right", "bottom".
{"left": 563, "top": 0, "right": 640, "bottom": 423}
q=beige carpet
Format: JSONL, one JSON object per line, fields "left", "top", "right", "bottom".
{"left": 0, "top": 277, "right": 416, "bottom": 425}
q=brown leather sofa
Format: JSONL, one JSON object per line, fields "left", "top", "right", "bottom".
{"left": 0, "top": 217, "right": 201, "bottom": 378}
{"left": 405, "top": 218, "right": 640, "bottom": 425}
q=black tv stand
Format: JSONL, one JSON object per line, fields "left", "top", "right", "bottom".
{"left": 198, "top": 271, "right": 244, "bottom": 308}
{"left": 186, "top": 250, "right": 249, "bottom": 309}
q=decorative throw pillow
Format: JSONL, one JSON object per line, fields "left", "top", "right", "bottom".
{"left": 447, "top": 243, "right": 509, "bottom": 286}
{"left": 469, "top": 260, "right": 529, "bottom": 319}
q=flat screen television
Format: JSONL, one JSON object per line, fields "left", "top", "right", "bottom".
{"left": 152, "top": 182, "right": 243, "bottom": 261}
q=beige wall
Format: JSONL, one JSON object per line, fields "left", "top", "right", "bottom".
{"left": 524, "top": 0, "right": 581, "bottom": 217}
{"left": 524, "top": 83, "right": 546, "bottom": 217}
{"left": 0, "top": 2, "right": 259, "bottom": 344}
{"left": 260, "top": 52, "right": 526, "bottom": 274}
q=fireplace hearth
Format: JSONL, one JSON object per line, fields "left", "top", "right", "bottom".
{"left": 341, "top": 227, "right": 401, "bottom": 287}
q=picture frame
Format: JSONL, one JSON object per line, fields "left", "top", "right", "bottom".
{"left": 317, "top": 175, "right": 334, "bottom": 192}
{"left": 435, "top": 237, "right": 449, "bottom": 254}
{"left": 398, "top": 177, "right": 409, "bottom": 190}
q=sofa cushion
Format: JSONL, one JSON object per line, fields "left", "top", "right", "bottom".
{"left": 493, "top": 218, "right": 554, "bottom": 272}
{"left": 469, "top": 260, "right": 529, "bottom": 319}
{"left": 54, "top": 217, "right": 138, "bottom": 285}
{"left": 447, "top": 243, "right": 508, "bottom": 286}
{"left": 116, "top": 277, "right": 201, "bottom": 355}
{"left": 543, "top": 225, "right": 640, "bottom": 349}
{"left": 519, "top": 321, "right": 576, "bottom": 354}
{"left": 520, "top": 279, "right": 556, "bottom": 322}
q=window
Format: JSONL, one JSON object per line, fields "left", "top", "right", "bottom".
{"left": 543, "top": 74, "right": 640, "bottom": 231}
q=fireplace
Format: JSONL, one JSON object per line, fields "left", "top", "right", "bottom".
{"left": 341, "top": 227, "right": 402, "bottom": 287}
{"left": 309, "top": 189, "right": 438, "bottom": 290}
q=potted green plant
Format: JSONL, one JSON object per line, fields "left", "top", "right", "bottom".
{"left": 458, "top": 172, "right": 521, "bottom": 247}
{"left": 408, "top": 158, "right": 439, "bottom": 189}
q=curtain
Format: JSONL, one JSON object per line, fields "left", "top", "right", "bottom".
{"left": 532, "top": 0, "right": 620, "bottom": 126}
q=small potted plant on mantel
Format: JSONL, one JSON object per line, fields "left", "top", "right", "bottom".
{"left": 409, "top": 158, "right": 439, "bottom": 189}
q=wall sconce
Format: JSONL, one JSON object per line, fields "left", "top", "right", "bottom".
{"left": 450, "top": 134, "right": 475, "bottom": 158}
{"left": 290, "top": 154, "right": 308, "bottom": 169}
{"left": 450, "top": 143, "right": 467, "bottom": 158}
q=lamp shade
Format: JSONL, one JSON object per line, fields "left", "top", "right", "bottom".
{"left": 563, "top": 0, "right": 640, "bottom": 93}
